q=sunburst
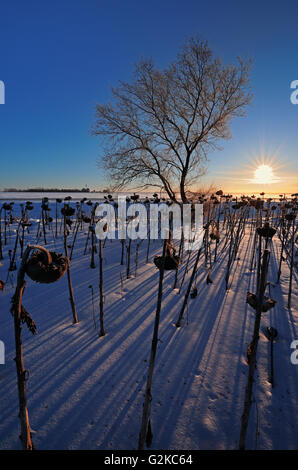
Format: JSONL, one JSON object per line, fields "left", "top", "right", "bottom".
{"left": 245, "top": 150, "right": 282, "bottom": 185}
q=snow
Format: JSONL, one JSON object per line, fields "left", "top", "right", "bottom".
{"left": 0, "top": 198, "right": 297, "bottom": 450}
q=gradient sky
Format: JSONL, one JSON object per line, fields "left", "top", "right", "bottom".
{"left": 0, "top": 0, "right": 297, "bottom": 194}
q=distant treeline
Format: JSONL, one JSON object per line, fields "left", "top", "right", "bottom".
{"left": 3, "top": 188, "right": 92, "bottom": 193}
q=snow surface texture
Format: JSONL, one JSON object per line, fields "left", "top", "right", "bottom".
{"left": 0, "top": 199, "right": 297, "bottom": 450}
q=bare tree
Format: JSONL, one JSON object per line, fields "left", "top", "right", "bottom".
{"left": 92, "top": 36, "right": 252, "bottom": 204}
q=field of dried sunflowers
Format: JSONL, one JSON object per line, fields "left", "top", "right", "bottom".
{"left": 0, "top": 192, "right": 297, "bottom": 450}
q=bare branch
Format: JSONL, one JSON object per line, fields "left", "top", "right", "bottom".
{"left": 92, "top": 35, "right": 252, "bottom": 203}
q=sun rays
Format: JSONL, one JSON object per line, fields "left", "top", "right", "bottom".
{"left": 213, "top": 147, "right": 290, "bottom": 192}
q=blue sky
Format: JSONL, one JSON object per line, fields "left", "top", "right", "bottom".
{"left": 0, "top": 0, "right": 297, "bottom": 193}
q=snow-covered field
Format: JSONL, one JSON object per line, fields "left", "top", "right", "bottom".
{"left": 0, "top": 198, "right": 297, "bottom": 450}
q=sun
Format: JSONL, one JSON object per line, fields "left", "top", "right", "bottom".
{"left": 253, "top": 164, "right": 276, "bottom": 184}
{"left": 246, "top": 153, "right": 282, "bottom": 185}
